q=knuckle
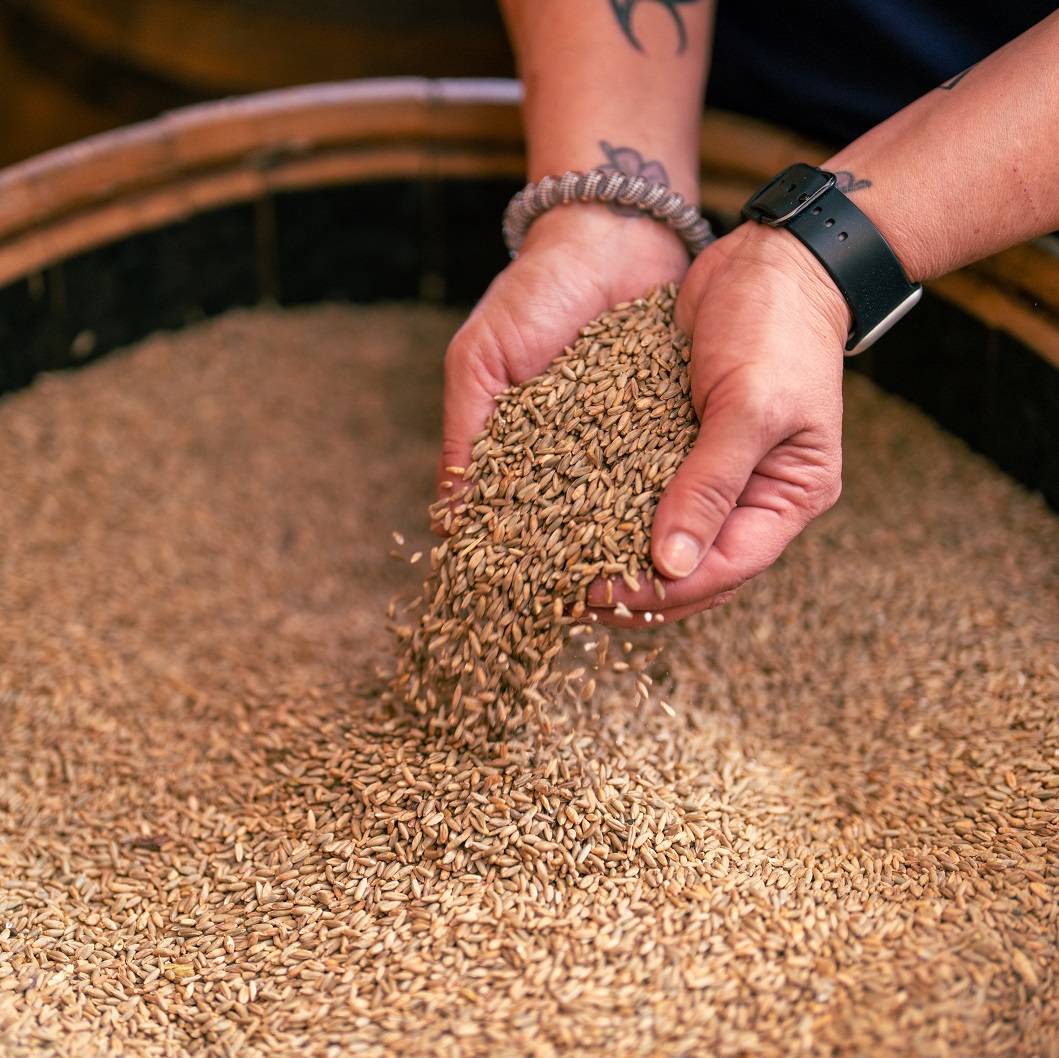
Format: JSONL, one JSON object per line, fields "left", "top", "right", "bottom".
{"left": 706, "top": 588, "right": 739, "bottom": 610}
{"left": 807, "top": 466, "right": 843, "bottom": 517}
{"left": 682, "top": 477, "right": 738, "bottom": 527}
{"left": 706, "top": 372, "right": 785, "bottom": 445}
{"left": 741, "top": 380, "right": 786, "bottom": 440}
{"left": 819, "top": 473, "right": 843, "bottom": 511}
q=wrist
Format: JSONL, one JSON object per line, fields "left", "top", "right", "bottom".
{"left": 503, "top": 167, "right": 712, "bottom": 260}
{"left": 521, "top": 204, "right": 693, "bottom": 275}
{"left": 819, "top": 153, "right": 923, "bottom": 283}
{"left": 723, "top": 221, "right": 854, "bottom": 347}
{"left": 741, "top": 163, "right": 922, "bottom": 352}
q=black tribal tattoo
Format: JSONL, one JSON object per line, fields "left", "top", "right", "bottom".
{"left": 609, "top": 0, "right": 701, "bottom": 53}
{"left": 597, "top": 141, "right": 669, "bottom": 215}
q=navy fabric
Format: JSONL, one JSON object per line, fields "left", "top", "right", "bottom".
{"left": 706, "top": 1, "right": 1058, "bottom": 145}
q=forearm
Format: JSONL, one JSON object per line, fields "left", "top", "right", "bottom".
{"left": 500, "top": 0, "right": 714, "bottom": 203}
{"left": 824, "top": 10, "right": 1059, "bottom": 282}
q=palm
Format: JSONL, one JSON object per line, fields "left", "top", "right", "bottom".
{"left": 439, "top": 212, "right": 689, "bottom": 486}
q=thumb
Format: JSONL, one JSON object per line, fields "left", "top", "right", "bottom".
{"left": 650, "top": 393, "right": 769, "bottom": 580}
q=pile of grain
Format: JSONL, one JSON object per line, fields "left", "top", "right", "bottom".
{"left": 391, "top": 285, "right": 691, "bottom": 740}
{"left": 1, "top": 302, "right": 1057, "bottom": 1058}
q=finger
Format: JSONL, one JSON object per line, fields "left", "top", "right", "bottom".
{"left": 586, "top": 567, "right": 670, "bottom": 609}
{"left": 584, "top": 562, "right": 735, "bottom": 627}
{"left": 650, "top": 391, "right": 775, "bottom": 580}
{"left": 649, "top": 483, "right": 824, "bottom": 612}
{"left": 676, "top": 501, "right": 791, "bottom": 596}
{"left": 589, "top": 405, "right": 839, "bottom": 615}
{"left": 585, "top": 589, "right": 738, "bottom": 628}
{"left": 437, "top": 329, "right": 505, "bottom": 491}
{"left": 585, "top": 519, "right": 776, "bottom": 628}
{"left": 431, "top": 322, "right": 510, "bottom": 535}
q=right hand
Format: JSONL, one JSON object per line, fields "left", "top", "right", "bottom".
{"left": 436, "top": 207, "right": 692, "bottom": 510}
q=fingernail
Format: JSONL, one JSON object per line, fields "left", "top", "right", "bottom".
{"left": 658, "top": 532, "right": 702, "bottom": 579}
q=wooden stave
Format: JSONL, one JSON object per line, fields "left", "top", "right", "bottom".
{"left": 0, "top": 76, "right": 1055, "bottom": 370}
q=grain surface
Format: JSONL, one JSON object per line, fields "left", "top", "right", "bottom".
{"left": 1, "top": 301, "right": 1058, "bottom": 1058}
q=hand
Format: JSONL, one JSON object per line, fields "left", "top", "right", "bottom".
{"left": 437, "top": 207, "right": 691, "bottom": 509}
{"left": 588, "top": 221, "right": 851, "bottom": 625}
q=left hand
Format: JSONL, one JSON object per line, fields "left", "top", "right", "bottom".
{"left": 588, "top": 221, "right": 852, "bottom": 625}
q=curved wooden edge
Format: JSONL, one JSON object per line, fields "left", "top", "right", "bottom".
{"left": 0, "top": 145, "right": 528, "bottom": 289}
{"left": 0, "top": 77, "right": 1057, "bottom": 373}
{"left": 0, "top": 78, "right": 526, "bottom": 245}
{"left": 930, "top": 268, "right": 1059, "bottom": 371}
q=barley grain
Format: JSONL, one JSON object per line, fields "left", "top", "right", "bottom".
{"left": 388, "top": 286, "right": 695, "bottom": 741}
{"left": 0, "top": 301, "right": 1056, "bottom": 1058}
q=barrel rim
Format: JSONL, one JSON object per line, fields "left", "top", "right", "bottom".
{"left": 0, "top": 75, "right": 1056, "bottom": 371}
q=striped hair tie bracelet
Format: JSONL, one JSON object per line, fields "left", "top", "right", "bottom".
{"left": 502, "top": 169, "right": 714, "bottom": 259}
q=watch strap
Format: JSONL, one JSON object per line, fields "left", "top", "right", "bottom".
{"left": 742, "top": 164, "right": 921, "bottom": 354}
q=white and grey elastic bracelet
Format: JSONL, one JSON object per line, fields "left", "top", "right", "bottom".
{"left": 502, "top": 169, "right": 715, "bottom": 259}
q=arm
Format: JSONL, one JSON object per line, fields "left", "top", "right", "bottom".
{"left": 505, "top": 0, "right": 710, "bottom": 203}
{"left": 438, "top": 0, "right": 715, "bottom": 493}
{"left": 622, "top": 11, "right": 1059, "bottom": 623}
{"left": 829, "top": 15, "right": 1059, "bottom": 279}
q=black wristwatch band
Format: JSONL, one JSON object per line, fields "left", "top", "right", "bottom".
{"left": 742, "top": 163, "right": 921, "bottom": 354}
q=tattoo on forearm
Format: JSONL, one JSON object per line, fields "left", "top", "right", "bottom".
{"left": 940, "top": 63, "right": 978, "bottom": 90}
{"left": 609, "top": 0, "right": 701, "bottom": 53}
{"left": 598, "top": 141, "right": 669, "bottom": 215}
{"left": 834, "top": 171, "right": 871, "bottom": 194}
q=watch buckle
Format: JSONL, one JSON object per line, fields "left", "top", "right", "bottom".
{"left": 763, "top": 171, "right": 836, "bottom": 227}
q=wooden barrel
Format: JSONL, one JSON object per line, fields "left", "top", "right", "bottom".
{"left": 0, "top": 78, "right": 1056, "bottom": 507}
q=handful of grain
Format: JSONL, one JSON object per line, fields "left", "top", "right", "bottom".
{"left": 389, "top": 284, "right": 697, "bottom": 740}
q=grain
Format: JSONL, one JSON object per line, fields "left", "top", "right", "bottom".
{"left": 0, "top": 301, "right": 1057, "bottom": 1058}
{"left": 388, "top": 285, "right": 692, "bottom": 739}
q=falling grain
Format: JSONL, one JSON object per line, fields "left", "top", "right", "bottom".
{"left": 388, "top": 285, "right": 695, "bottom": 739}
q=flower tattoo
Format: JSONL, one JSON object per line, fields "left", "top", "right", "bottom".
{"left": 834, "top": 171, "right": 872, "bottom": 194}
{"left": 597, "top": 141, "right": 670, "bottom": 216}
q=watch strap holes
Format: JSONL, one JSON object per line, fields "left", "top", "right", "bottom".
{"left": 824, "top": 218, "right": 835, "bottom": 227}
{"left": 837, "top": 231, "right": 848, "bottom": 241}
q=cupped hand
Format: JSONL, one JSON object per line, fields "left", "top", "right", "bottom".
{"left": 436, "top": 207, "right": 691, "bottom": 511}
{"left": 588, "top": 221, "right": 852, "bottom": 625}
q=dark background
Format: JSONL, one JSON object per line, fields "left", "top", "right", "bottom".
{"left": 1, "top": 0, "right": 1057, "bottom": 511}
{"left": 0, "top": 0, "right": 515, "bottom": 167}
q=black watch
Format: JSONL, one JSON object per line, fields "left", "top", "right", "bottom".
{"left": 742, "top": 163, "right": 921, "bottom": 354}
